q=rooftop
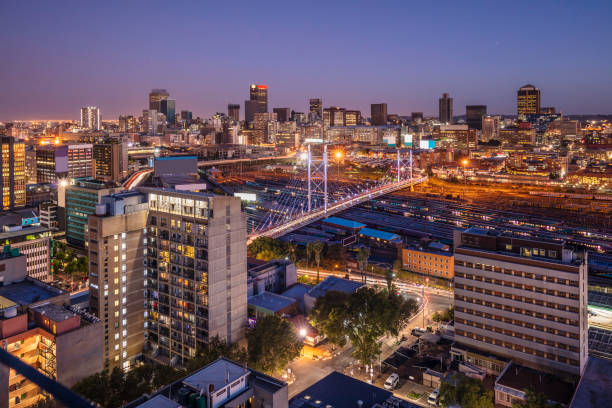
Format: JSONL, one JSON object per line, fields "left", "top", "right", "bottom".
{"left": 248, "top": 291, "right": 297, "bottom": 313}
{"left": 0, "top": 278, "right": 63, "bottom": 307}
{"left": 569, "top": 356, "right": 612, "bottom": 408}
{"left": 495, "top": 363, "right": 575, "bottom": 406}
{"left": 32, "top": 303, "right": 77, "bottom": 322}
{"left": 290, "top": 371, "right": 404, "bottom": 408}
{"left": 131, "top": 395, "right": 178, "bottom": 408}
{"left": 182, "top": 358, "right": 249, "bottom": 392}
{"left": 359, "top": 227, "right": 402, "bottom": 242}
{"left": 322, "top": 217, "right": 366, "bottom": 230}
{"left": 307, "top": 276, "right": 364, "bottom": 299}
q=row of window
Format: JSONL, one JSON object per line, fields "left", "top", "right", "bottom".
{"left": 455, "top": 272, "right": 580, "bottom": 301}
{"left": 455, "top": 310, "right": 579, "bottom": 349}
{"left": 455, "top": 293, "right": 580, "bottom": 328}
{"left": 455, "top": 328, "right": 579, "bottom": 367}
{"left": 455, "top": 260, "right": 579, "bottom": 286}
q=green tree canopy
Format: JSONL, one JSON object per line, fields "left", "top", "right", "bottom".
{"left": 184, "top": 335, "right": 247, "bottom": 374}
{"left": 247, "top": 237, "right": 288, "bottom": 261}
{"left": 309, "top": 286, "right": 418, "bottom": 366}
{"left": 247, "top": 314, "right": 303, "bottom": 374}
{"left": 439, "top": 373, "right": 494, "bottom": 408}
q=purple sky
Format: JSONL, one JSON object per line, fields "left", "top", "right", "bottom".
{"left": 1, "top": 0, "right": 611, "bottom": 121}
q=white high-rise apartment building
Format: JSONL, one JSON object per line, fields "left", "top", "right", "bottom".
{"left": 80, "top": 106, "right": 101, "bottom": 130}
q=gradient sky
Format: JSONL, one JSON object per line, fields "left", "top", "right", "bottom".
{"left": 1, "top": 0, "right": 612, "bottom": 121}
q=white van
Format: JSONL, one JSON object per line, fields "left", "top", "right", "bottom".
{"left": 384, "top": 373, "right": 399, "bottom": 390}
{"left": 427, "top": 388, "right": 440, "bottom": 406}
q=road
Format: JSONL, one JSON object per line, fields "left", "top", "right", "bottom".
{"left": 288, "top": 268, "right": 453, "bottom": 399}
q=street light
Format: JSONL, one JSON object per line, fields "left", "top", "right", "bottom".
{"left": 299, "top": 328, "right": 307, "bottom": 337}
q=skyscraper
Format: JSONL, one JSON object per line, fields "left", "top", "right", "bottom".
{"left": 80, "top": 106, "right": 101, "bottom": 130}
{"left": 465, "top": 105, "right": 487, "bottom": 130}
{"left": 439, "top": 93, "right": 453, "bottom": 123}
{"left": 87, "top": 191, "right": 148, "bottom": 371}
{"left": 344, "top": 110, "right": 361, "bottom": 126}
{"left": 36, "top": 144, "right": 93, "bottom": 184}
{"left": 309, "top": 98, "right": 322, "bottom": 119}
{"left": 249, "top": 84, "right": 268, "bottom": 113}
{"left": 143, "top": 189, "right": 247, "bottom": 365}
{"left": 228, "top": 104, "right": 240, "bottom": 122}
{"left": 273, "top": 107, "right": 290, "bottom": 123}
{"left": 323, "top": 107, "right": 346, "bottom": 127}
{"left": 149, "top": 89, "right": 170, "bottom": 111}
{"left": 370, "top": 103, "right": 388, "bottom": 126}
{"left": 517, "top": 84, "right": 541, "bottom": 116}
{"left": 0, "top": 136, "right": 26, "bottom": 210}
{"left": 160, "top": 99, "right": 176, "bottom": 124}
{"left": 253, "top": 112, "right": 277, "bottom": 144}
{"left": 411, "top": 112, "right": 424, "bottom": 124}
{"left": 481, "top": 116, "right": 500, "bottom": 142}
{"left": 93, "top": 139, "right": 128, "bottom": 182}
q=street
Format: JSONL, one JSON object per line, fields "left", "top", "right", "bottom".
{"left": 288, "top": 269, "right": 453, "bottom": 402}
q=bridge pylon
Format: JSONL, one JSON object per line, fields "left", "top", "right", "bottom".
{"left": 307, "top": 143, "right": 328, "bottom": 213}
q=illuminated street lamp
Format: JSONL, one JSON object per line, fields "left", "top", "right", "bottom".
{"left": 299, "top": 328, "right": 307, "bottom": 337}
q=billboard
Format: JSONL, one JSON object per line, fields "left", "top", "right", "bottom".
{"left": 419, "top": 140, "right": 436, "bottom": 150}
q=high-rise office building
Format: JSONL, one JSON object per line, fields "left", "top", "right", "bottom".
{"left": 160, "top": 99, "right": 176, "bottom": 125}
{"left": 36, "top": 144, "right": 93, "bottom": 184}
{"left": 439, "top": 93, "right": 453, "bottom": 123}
{"left": 517, "top": 84, "right": 541, "bottom": 116}
{"left": 411, "top": 112, "right": 424, "bottom": 124}
{"left": 80, "top": 106, "right": 101, "bottom": 130}
{"left": 309, "top": 98, "right": 322, "bottom": 119}
{"left": 119, "top": 115, "right": 139, "bottom": 132}
{"left": 466, "top": 105, "right": 487, "bottom": 130}
{"left": 228, "top": 104, "right": 240, "bottom": 122}
{"left": 452, "top": 228, "right": 588, "bottom": 376}
{"left": 143, "top": 189, "right": 247, "bottom": 365}
{"left": 142, "top": 110, "right": 158, "bottom": 135}
{"left": 344, "top": 110, "right": 361, "bottom": 127}
{"left": 244, "top": 100, "right": 265, "bottom": 123}
{"left": 65, "top": 178, "right": 122, "bottom": 247}
{"left": 370, "top": 103, "right": 388, "bottom": 126}
{"left": 249, "top": 84, "right": 268, "bottom": 112}
{"left": 1, "top": 137, "right": 26, "bottom": 210}
{"left": 273, "top": 107, "right": 290, "bottom": 123}
{"left": 149, "top": 89, "right": 170, "bottom": 111}
{"left": 253, "top": 112, "right": 277, "bottom": 144}
{"left": 323, "top": 107, "right": 346, "bottom": 127}
{"left": 87, "top": 191, "right": 148, "bottom": 371}
{"left": 482, "top": 116, "right": 500, "bottom": 142}
{"left": 93, "top": 139, "right": 128, "bottom": 182}
{"left": 180, "top": 110, "right": 192, "bottom": 122}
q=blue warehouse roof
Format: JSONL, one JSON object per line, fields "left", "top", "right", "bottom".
{"left": 307, "top": 276, "right": 364, "bottom": 299}
{"left": 322, "top": 217, "right": 366, "bottom": 229}
{"left": 359, "top": 227, "right": 402, "bottom": 242}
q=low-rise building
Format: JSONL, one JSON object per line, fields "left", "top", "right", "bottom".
{"left": 248, "top": 291, "right": 298, "bottom": 319}
{"left": 0, "top": 268, "right": 103, "bottom": 407}
{"left": 247, "top": 258, "right": 297, "bottom": 297}
{"left": 126, "top": 358, "right": 288, "bottom": 408}
{"left": 401, "top": 242, "right": 454, "bottom": 280}
{"left": 304, "top": 276, "right": 364, "bottom": 313}
{"left": 0, "top": 219, "right": 52, "bottom": 282}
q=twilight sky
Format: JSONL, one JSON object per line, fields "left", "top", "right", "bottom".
{"left": 1, "top": 0, "right": 611, "bottom": 121}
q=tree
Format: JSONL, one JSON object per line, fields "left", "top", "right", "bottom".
{"left": 184, "top": 335, "right": 247, "bottom": 374}
{"left": 310, "top": 286, "right": 418, "bottom": 366}
{"left": 247, "top": 236, "right": 288, "bottom": 261}
{"left": 73, "top": 363, "right": 184, "bottom": 408}
{"left": 312, "top": 240, "right": 324, "bottom": 282}
{"left": 247, "top": 314, "right": 303, "bottom": 374}
{"left": 309, "top": 290, "right": 351, "bottom": 349}
{"left": 513, "top": 388, "right": 560, "bottom": 408}
{"left": 439, "top": 373, "right": 494, "bottom": 408}
{"left": 306, "top": 242, "right": 314, "bottom": 267}
{"left": 384, "top": 269, "right": 395, "bottom": 292}
{"left": 356, "top": 246, "right": 370, "bottom": 283}
{"left": 286, "top": 240, "right": 298, "bottom": 264}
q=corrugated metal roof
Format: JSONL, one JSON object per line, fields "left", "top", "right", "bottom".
{"left": 359, "top": 227, "right": 401, "bottom": 242}
{"left": 322, "top": 217, "right": 366, "bottom": 229}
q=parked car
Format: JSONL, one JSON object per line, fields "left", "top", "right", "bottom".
{"left": 411, "top": 327, "right": 427, "bottom": 337}
{"left": 384, "top": 373, "right": 399, "bottom": 390}
{"left": 427, "top": 388, "right": 440, "bottom": 406}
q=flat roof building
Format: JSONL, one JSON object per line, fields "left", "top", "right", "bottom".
{"left": 453, "top": 228, "right": 588, "bottom": 376}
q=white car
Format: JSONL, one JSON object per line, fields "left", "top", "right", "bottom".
{"left": 384, "top": 373, "right": 399, "bottom": 390}
{"left": 428, "top": 388, "right": 440, "bottom": 406}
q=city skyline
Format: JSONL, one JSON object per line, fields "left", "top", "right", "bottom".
{"left": 1, "top": 1, "right": 612, "bottom": 120}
